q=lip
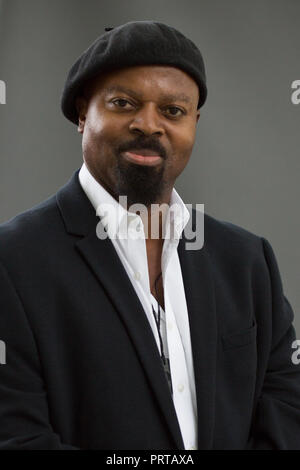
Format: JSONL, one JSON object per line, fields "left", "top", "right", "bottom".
{"left": 122, "top": 151, "right": 163, "bottom": 166}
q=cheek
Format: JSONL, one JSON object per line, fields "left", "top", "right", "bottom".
{"left": 170, "top": 131, "right": 195, "bottom": 170}
{"left": 82, "top": 112, "right": 111, "bottom": 156}
{"left": 81, "top": 122, "right": 109, "bottom": 172}
{"left": 84, "top": 106, "right": 106, "bottom": 141}
{"left": 81, "top": 115, "right": 119, "bottom": 177}
{"left": 83, "top": 105, "right": 123, "bottom": 151}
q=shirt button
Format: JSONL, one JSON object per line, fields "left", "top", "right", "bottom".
{"left": 134, "top": 271, "right": 141, "bottom": 281}
{"left": 177, "top": 383, "right": 184, "bottom": 393}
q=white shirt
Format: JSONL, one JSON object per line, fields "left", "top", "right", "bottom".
{"left": 79, "top": 162, "right": 198, "bottom": 450}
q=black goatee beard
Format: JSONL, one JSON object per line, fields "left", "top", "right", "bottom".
{"left": 113, "top": 154, "right": 166, "bottom": 209}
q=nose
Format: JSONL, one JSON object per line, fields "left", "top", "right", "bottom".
{"left": 129, "top": 103, "right": 164, "bottom": 137}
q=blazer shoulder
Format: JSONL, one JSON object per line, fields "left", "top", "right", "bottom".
{"left": 0, "top": 194, "right": 62, "bottom": 261}
{"left": 200, "top": 210, "right": 265, "bottom": 260}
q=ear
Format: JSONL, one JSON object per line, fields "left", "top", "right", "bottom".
{"left": 196, "top": 110, "right": 200, "bottom": 123}
{"left": 76, "top": 97, "right": 88, "bottom": 134}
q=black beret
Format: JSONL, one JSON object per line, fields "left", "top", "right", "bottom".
{"left": 61, "top": 20, "right": 207, "bottom": 125}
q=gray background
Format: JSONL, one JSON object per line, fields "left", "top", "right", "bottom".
{"left": 0, "top": 0, "right": 299, "bottom": 332}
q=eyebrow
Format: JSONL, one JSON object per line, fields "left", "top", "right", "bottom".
{"left": 103, "top": 85, "right": 192, "bottom": 104}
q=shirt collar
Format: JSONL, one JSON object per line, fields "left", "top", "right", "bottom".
{"left": 78, "top": 162, "right": 190, "bottom": 241}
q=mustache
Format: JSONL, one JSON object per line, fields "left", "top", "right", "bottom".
{"left": 117, "top": 137, "right": 167, "bottom": 160}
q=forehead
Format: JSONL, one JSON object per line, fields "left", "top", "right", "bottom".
{"left": 85, "top": 65, "right": 199, "bottom": 104}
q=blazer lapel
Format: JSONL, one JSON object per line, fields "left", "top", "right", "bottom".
{"left": 178, "top": 211, "right": 218, "bottom": 450}
{"left": 56, "top": 170, "right": 184, "bottom": 449}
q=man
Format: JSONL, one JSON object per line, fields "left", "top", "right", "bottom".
{"left": 0, "top": 20, "right": 299, "bottom": 450}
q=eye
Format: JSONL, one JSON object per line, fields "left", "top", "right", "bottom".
{"left": 164, "top": 106, "right": 185, "bottom": 118}
{"left": 112, "top": 98, "right": 134, "bottom": 109}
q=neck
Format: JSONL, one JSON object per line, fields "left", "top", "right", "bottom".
{"left": 140, "top": 190, "right": 173, "bottom": 243}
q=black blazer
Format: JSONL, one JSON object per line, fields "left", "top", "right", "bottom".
{"left": 0, "top": 169, "right": 299, "bottom": 450}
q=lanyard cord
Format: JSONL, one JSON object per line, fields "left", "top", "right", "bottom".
{"left": 151, "top": 272, "right": 166, "bottom": 364}
{"left": 151, "top": 272, "right": 173, "bottom": 396}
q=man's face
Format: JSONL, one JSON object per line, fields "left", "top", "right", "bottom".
{"left": 76, "top": 65, "right": 200, "bottom": 207}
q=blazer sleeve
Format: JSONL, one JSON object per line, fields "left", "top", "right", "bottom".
{"left": 0, "top": 260, "right": 81, "bottom": 450}
{"left": 246, "top": 237, "right": 300, "bottom": 449}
